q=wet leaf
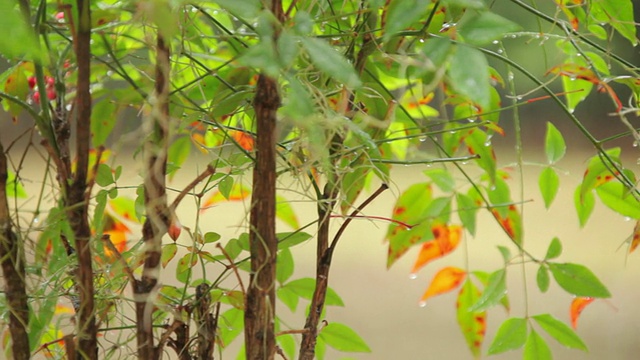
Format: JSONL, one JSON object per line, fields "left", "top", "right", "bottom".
{"left": 532, "top": 313, "right": 588, "bottom": 351}
{"left": 424, "top": 168, "right": 455, "bottom": 193}
{"left": 388, "top": 221, "right": 433, "bottom": 268}
{"left": 548, "top": 263, "right": 611, "bottom": 298}
{"left": 449, "top": 46, "right": 491, "bottom": 109}
{"left": 523, "top": 329, "right": 552, "bottom": 360}
{"left": 595, "top": 181, "right": 640, "bottom": 219}
{"left": 570, "top": 297, "right": 595, "bottom": 330}
{"left": 456, "top": 280, "right": 486, "bottom": 358}
{"left": 464, "top": 128, "right": 496, "bottom": 184}
{"left": 410, "top": 224, "right": 462, "bottom": 275}
{"left": 539, "top": 166, "right": 560, "bottom": 209}
{"left": 318, "top": 322, "right": 371, "bottom": 353}
{"left": 383, "top": 0, "right": 430, "bottom": 40}
{"left": 591, "top": 0, "right": 637, "bottom": 46}
{"left": 458, "top": 11, "right": 520, "bottom": 46}
{"left": 487, "top": 317, "right": 527, "bottom": 354}
{"left": 469, "top": 269, "right": 506, "bottom": 312}
{"left": 419, "top": 267, "right": 466, "bottom": 305}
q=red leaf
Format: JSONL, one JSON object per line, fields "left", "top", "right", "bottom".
{"left": 457, "top": 280, "right": 486, "bottom": 357}
{"left": 410, "top": 224, "right": 462, "bottom": 275}
{"left": 570, "top": 297, "right": 595, "bottom": 329}
{"left": 168, "top": 215, "right": 182, "bottom": 241}
{"left": 490, "top": 205, "right": 523, "bottom": 245}
{"left": 231, "top": 130, "right": 255, "bottom": 151}
{"left": 419, "top": 266, "right": 466, "bottom": 305}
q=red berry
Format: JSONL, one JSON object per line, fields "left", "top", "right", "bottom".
{"left": 27, "top": 76, "right": 36, "bottom": 89}
{"left": 46, "top": 89, "right": 56, "bottom": 100}
{"left": 32, "top": 91, "right": 40, "bottom": 103}
{"left": 55, "top": 12, "right": 64, "bottom": 20}
{"left": 45, "top": 76, "right": 55, "bottom": 87}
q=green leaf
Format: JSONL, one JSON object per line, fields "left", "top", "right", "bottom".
{"left": 424, "top": 168, "right": 455, "bottom": 192}
{"left": 441, "top": 0, "right": 485, "bottom": 8}
{"left": 6, "top": 170, "right": 27, "bottom": 198}
{"left": 277, "top": 231, "right": 312, "bottom": 250}
{"left": 204, "top": 232, "right": 221, "bottom": 244}
{"left": 456, "top": 192, "right": 477, "bottom": 236}
{"left": 301, "top": 37, "right": 362, "bottom": 88}
{"left": 561, "top": 60, "right": 593, "bottom": 113}
{"left": 213, "top": 0, "right": 261, "bottom": 20}
{"left": 161, "top": 243, "right": 178, "bottom": 268}
{"left": 284, "top": 278, "right": 344, "bottom": 306}
{"left": 544, "top": 122, "right": 566, "bottom": 163}
{"left": 532, "top": 314, "right": 588, "bottom": 351}
{"left": 536, "top": 265, "right": 550, "bottom": 293}
{"left": 488, "top": 317, "right": 528, "bottom": 354}
{"left": 574, "top": 185, "right": 595, "bottom": 227}
{"left": 276, "top": 196, "right": 300, "bottom": 229}
{"left": 383, "top": 0, "right": 430, "bottom": 40}
{"left": 276, "top": 248, "right": 294, "bottom": 284}
{"left": 591, "top": 0, "right": 637, "bottom": 46}
{"left": 277, "top": 286, "right": 299, "bottom": 312}
{"left": 464, "top": 128, "right": 496, "bottom": 184}
{"left": 523, "top": 329, "right": 552, "bottom": 360}
{"left": 218, "top": 176, "right": 234, "bottom": 200}
{"left": 539, "top": 167, "right": 560, "bottom": 209}
{"left": 318, "top": 322, "right": 371, "bottom": 353}
{"left": 579, "top": 147, "right": 621, "bottom": 202}
{"left": 497, "top": 245, "right": 510, "bottom": 263}
{"left": 167, "top": 136, "right": 191, "bottom": 177}
{"left": 545, "top": 237, "right": 562, "bottom": 259}
{"left": 448, "top": 46, "right": 491, "bottom": 108}
{"left": 91, "top": 100, "right": 117, "bottom": 147}
{"left": 176, "top": 253, "right": 197, "bottom": 284}
{"left": 95, "top": 164, "right": 114, "bottom": 187}
{"left": 596, "top": 181, "right": 640, "bottom": 219}
{"left": 548, "top": 262, "right": 611, "bottom": 298}
{"left": 0, "top": 0, "right": 42, "bottom": 61}
{"left": 469, "top": 269, "right": 506, "bottom": 312}
{"left": 456, "top": 280, "right": 486, "bottom": 357}
{"left": 238, "top": 40, "right": 280, "bottom": 77}
{"left": 458, "top": 11, "right": 521, "bottom": 46}
{"left": 218, "top": 308, "right": 244, "bottom": 347}
{"left": 387, "top": 221, "right": 433, "bottom": 268}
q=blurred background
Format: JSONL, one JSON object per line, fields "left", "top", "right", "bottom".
{"left": 2, "top": 1, "right": 640, "bottom": 359}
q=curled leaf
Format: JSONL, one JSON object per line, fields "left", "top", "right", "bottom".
{"left": 570, "top": 297, "right": 595, "bottom": 330}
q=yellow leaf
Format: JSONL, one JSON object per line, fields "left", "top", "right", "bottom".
{"left": 419, "top": 266, "right": 466, "bottom": 305}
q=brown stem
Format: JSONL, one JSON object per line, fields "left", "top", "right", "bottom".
{"left": 67, "top": 1, "right": 98, "bottom": 358}
{"left": 101, "top": 235, "right": 136, "bottom": 285}
{"left": 244, "top": 3, "right": 283, "bottom": 357}
{"left": 195, "top": 284, "right": 217, "bottom": 360}
{"left": 298, "top": 4, "right": 376, "bottom": 359}
{"left": 135, "top": 33, "right": 171, "bottom": 360}
{"left": 0, "top": 145, "right": 30, "bottom": 359}
{"left": 216, "top": 243, "right": 246, "bottom": 296}
{"left": 170, "top": 164, "right": 216, "bottom": 211}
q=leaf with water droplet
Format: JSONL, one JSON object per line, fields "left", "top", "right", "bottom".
{"left": 456, "top": 279, "right": 486, "bottom": 358}
{"left": 419, "top": 266, "right": 466, "bottom": 304}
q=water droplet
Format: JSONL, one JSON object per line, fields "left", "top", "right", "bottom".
{"left": 419, "top": 136, "right": 427, "bottom": 142}
{"left": 492, "top": 40, "right": 500, "bottom": 45}
{"left": 507, "top": 72, "right": 515, "bottom": 81}
{"left": 484, "top": 140, "right": 492, "bottom": 147}
{"left": 419, "top": 301, "right": 427, "bottom": 308}
{"left": 419, "top": 39, "right": 425, "bottom": 43}
{"left": 409, "top": 273, "right": 418, "bottom": 280}
{"left": 33, "top": 217, "right": 39, "bottom": 224}
{"left": 624, "top": 216, "right": 632, "bottom": 222}
{"left": 497, "top": 49, "right": 503, "bottom": 54}
{"left": 516, "top": 95, "right": 523, "bottom": 101}
{"left": 633, "top": 141, "right": 638, "bottom": 148}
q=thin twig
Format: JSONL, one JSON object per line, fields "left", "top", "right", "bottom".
{"left": 215, "top": 243, "right": 246, "bottom": 297}
{"left": 170, "top": 164, "right": 216, "bottom": 211}
{"left": 329, "top": 183, "right": 388, "bottom": 251}
{"left": 101, "top": 234, "right": 136, "bottom": 285}
{"left": 275, "top": 329, "right": 309, "bottom": 336}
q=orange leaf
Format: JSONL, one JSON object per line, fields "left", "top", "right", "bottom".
{"left": 200, "top": 183, "right": 251, "bottom": 212}
{"left": 410, "top": 224, "right": 462, "bottom": 275}
{"left": 55, "top": 304, "right": 75, "bottom": 315}
{"left": 570, "top": 297, "right": 595, "bottom": 329}
{"left": 630, "top": 220, "right": 640, "bottom": 253}
{"left": 231, "top": 130, "right": 255, "bottom": 151}
{"left": 419, "top": 266, "right": 466, "bottom": 305}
